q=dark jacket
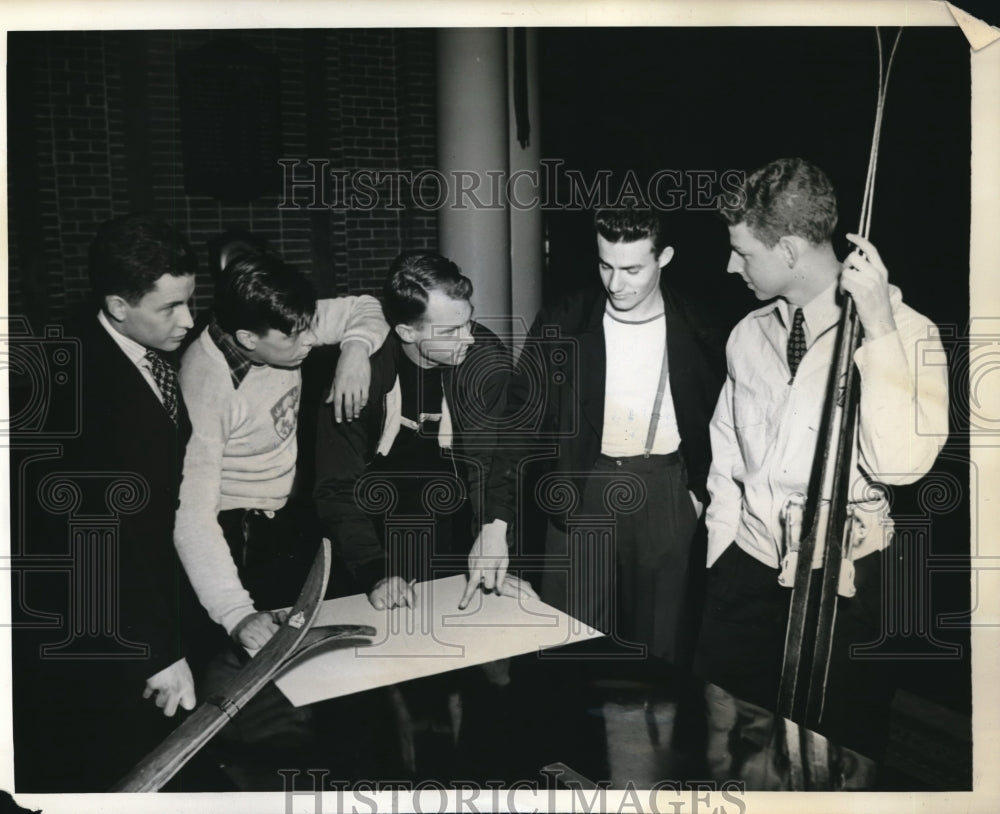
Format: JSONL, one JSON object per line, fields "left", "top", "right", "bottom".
{"left": 69, "top": 315, "right": 195, "bottom": 677}
{"left": 497, "top": 284, "right": 724, "bottom": 522}
{"left": 314, "top": 323, "right": 511, "bottom": 591}
{"left": 11, "top": 314, "right": 202, "bottom": 791}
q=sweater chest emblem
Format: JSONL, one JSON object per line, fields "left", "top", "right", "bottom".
{"left": 271, "top": 385, "right": 300, "bottom": 440}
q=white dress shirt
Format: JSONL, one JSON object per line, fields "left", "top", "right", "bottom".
{"left": 705, "top": 282, "right": 949, "bottom": 569}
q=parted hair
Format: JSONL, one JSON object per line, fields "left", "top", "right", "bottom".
{"left": 382, "top": 250, "right": 473, "bottom": 328}
{"left": 720, "top": 157, "right": 838, "bottom": 247}
{"left": 90, "top": 214, "right": 199, "bottom": 303}
{"left": 214, "top": 251, "right": 317, "bottom": 337}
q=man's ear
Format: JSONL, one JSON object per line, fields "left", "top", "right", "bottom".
{"left": 234, "top": 328, "right": 259, "bottom": 350}
{"left": 394, "top": 322, "right": 417, "bottom": 344}
{"left": 777, "top": 236, "right": 799, "bottom": 268}
{"left": 657, "top": 246, "right": 675, "bottom": 269}
{"left": 105, "top": 295, "right": 129, "bottom": 322}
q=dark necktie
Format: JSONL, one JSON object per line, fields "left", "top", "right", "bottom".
{"left": 787, "top": 307, "right": 807, "bottom": 380}
{"left": 145, "top": 349, "right": 178, "bottom": 424}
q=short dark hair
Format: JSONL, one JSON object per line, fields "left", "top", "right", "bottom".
{"left": 594, "top": 207, "right": 670, "bottom": 255}
{"left": 89, "top": 214, "right": 198, "bottom": 303}
{"left": 214, "top": 251, "right": 317, "bottom": 337}
{"left": 720, "top": 157, "right": 838, "bottom": 247}
{"left": 382, "top": 250, "right": 473, "bottom": 328}
{"left": 207, "top": 228, "right": 270, "bottom": 285}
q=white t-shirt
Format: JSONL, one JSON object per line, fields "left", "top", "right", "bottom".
{"left": 601, "top": 311, "right": 681, "bottom": 457}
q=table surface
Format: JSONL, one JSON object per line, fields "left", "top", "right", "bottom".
{"left": 260, "top": 576, "right": 886, "bottom": 790}
{"left": 273, "top": 574, "right": 604, "bottom": 707}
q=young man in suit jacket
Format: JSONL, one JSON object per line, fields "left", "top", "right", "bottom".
{"left": 13, "top": 214, "right": 205, "bottom": 791}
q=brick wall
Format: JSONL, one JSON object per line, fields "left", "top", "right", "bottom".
{"left": 7, "top": 28, "right": 438, "bottom": 326}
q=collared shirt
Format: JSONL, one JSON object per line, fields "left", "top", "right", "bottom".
{"left": 705, "top": 282, "right": 949, "bottom": 569}
{"left": 97, "top": 309, "right": 166, "bottom": 406}
{"left": 208, "top": 319, "right": 256, "bottom": 388}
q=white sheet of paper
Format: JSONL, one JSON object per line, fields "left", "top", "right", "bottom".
{"left": 273, "top": 574, "right": 604, "bottom": 707}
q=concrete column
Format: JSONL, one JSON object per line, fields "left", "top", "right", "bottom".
{"left": 436, "top": 29, "right": 511, "bottom": 338}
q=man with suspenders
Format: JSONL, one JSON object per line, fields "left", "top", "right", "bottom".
{"left": 498, "top": 207, "right": 723, "bottom": 671}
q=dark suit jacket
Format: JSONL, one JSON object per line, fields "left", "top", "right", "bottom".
{"left": 313, "top": 324, "right": 511, "bottom": 592}
{"left": 11, "top": 314, "right": 204, "bottom": 791}
{"left": 498, "top": 284, "right": 725, "bottom": 524}
{"left": 67, "top": 315, "right": 195, "bottom": 679}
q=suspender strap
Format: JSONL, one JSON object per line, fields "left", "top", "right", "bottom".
{"left": 643, "top": 336, "right": 670, "bottom": 458}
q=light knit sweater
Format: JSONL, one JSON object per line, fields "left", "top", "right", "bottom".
{"left": 174, "top": 296, "right": 388, "bottom": 634}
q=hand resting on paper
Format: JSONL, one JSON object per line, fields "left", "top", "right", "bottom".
{"left": 368, "top": 576, "right": 416, "bottom": 610}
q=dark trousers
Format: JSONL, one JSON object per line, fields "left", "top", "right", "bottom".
{"left": 365, "top": 452, "right": 473, "bottom": 587}
{"left": 693, "top": 542, "right": 894, "bottom": 759}
{"left": 218, "top": 499, "right": 320, "bottom": 612}
{"left": 541, "top": 452, "right": 699, "bottom": 664}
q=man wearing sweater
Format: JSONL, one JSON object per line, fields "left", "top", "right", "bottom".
{"left": 174, "top": 250, "right": 388, "bottom": 649}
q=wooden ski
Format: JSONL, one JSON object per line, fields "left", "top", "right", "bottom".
{"left": 777, "top": 313, "right": 863, "bottom": 725}
{"left": 776, "top": 27, "right": 902, "bottom": 729}
{"left": 112, "top": 538, "right": 373, "bottom": 792}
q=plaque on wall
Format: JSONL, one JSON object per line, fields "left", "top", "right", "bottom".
{"left": 176, "top": 37, "right": 283, "bottom": 201}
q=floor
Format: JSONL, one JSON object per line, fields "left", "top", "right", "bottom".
{"left": 171, "top": 642, "right": 972, "bottom": 793}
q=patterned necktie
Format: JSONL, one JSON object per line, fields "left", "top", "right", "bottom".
{"left": 145, "top": 349, "right": 178, "bottom": 424}
{"left": 787, "top": 307, "right": 807, "bottom": 379}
